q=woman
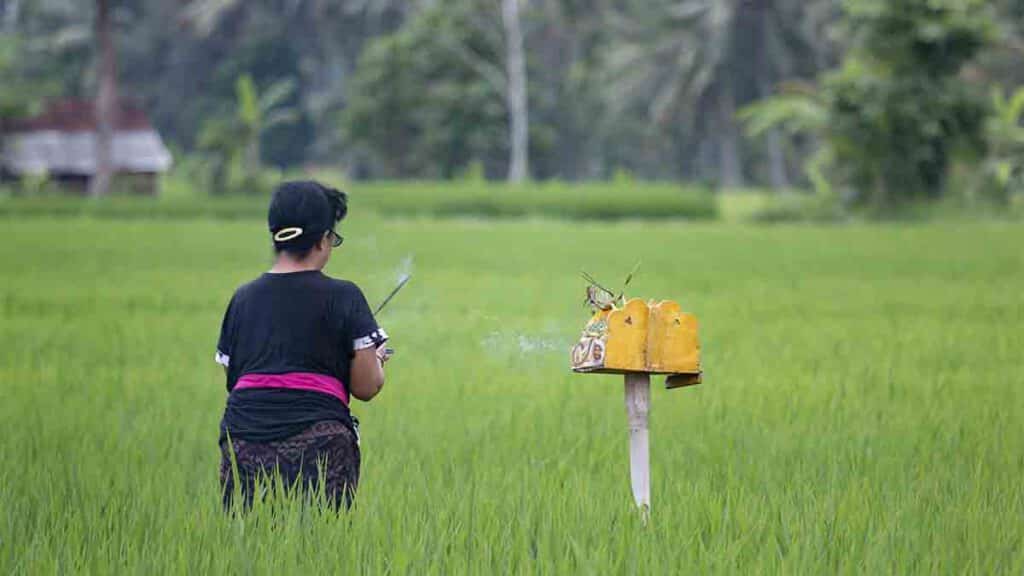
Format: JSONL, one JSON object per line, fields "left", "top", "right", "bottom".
{"left": 215, "top": 180, "right": 389, "bottom": 510}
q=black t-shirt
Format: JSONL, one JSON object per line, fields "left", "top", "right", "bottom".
{"left": 215, "top": 270, "right": 387, "bottom": 443}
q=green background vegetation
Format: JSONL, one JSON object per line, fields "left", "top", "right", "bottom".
{"left": 0, "top": 182, "right": 720, "bottom": 222}
{"left": 4, "top": 180, "right": 1023, "bottom": 223}
{"left": 2, "top": 0, "right": 1023, "bottom": 213}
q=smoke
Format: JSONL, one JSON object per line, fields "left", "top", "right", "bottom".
{"left": 515, "top": 334, "right": 566, "bottom": 354}
{"left": 482, "top": 330, "right": 571, "bottom": 357}
{"left": 372, "top": 255, "right": 415, "bottom": 320}
{"left": 396, "top": 255, "right": 414, "bottom": 283}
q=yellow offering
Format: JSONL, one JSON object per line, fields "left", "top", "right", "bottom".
{"left": 571, "top": 273, "right": 704, "bottom": 517}
{"left": 571, "top": 298, "right": 701, "bottom": 388}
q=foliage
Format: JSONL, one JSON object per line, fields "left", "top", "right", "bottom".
{"left": 935, "top": 85, "right": 1024, "bottom": 212}
{"left": 0, "top": 33, "right": 57, "bottom": 124}
{"left": 831, "top": 0, "right": 995, "bottom": 207}
{"left": 196, "top": 74, "right": 295, "bottom": 195}
{"left": 152, "top": 0, "right": 406, "bottom": 165}
{"left": 2, "top": 0, "right": 1021, "bottom": 196}
{"left": 739, "top": 84, "right": 834, "bottom": 196}
{"left": 348, "top": 182, "right": 718, "bottom": 221}
{"left": 606, "top": 0, "right": 838, "bottom": 185}
{"left": 740, "top": 90, "right": 830, "bottom": 140}
{"left": 5, "top": 0, "right": 835, "bottom": 183}
{"left": 341, "top": 1, "right": 519, "bottom": 179}
{"left": 2, "top": 217, "right": 1024, "bottom": 572}
{"left": 0, "top": 181, "right": 717, "bottom": 222}
{"left": 742, "top": 0, "right": 996, "bottom": 209}
{"left": 0, "top": 36, "right": 29, "bottom": 120}
{"left": 744, "top": 191, "right": 847, "bottom": 224}
{"left": 10, "top": 179, "right": 1022, "bottom": 223}
{"left": 979, "top": 86, "right": 1024, "bottom": 201}
{"left": 1, "top": 0, "right": 91, "bottom": 103}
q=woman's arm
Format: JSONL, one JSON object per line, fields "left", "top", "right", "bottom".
{"left": 349, "top": 345, "right": 386, "bottom": 401}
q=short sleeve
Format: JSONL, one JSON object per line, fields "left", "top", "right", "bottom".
{"left": 215, "top": 295, "right": 236, "bottom": 367}
{"left": 347, "top": 285, "right": 388, "bottom": 351}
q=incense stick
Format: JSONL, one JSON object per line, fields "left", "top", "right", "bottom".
{"left": 374, "top": 274, "right": 411, "bottom": 316}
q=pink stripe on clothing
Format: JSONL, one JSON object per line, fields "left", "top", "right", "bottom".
{"left": 234, "top": 372, "right": 349, "bottom": 406}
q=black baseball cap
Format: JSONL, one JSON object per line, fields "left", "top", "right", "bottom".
{"left": 268, "top": 181, "right": 348, "bottom": 251}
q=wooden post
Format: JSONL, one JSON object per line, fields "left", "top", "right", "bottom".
{"left": 624, "top": 372, "right": 651, "bottom": 520}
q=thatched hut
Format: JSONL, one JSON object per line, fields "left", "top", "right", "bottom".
{"left": 1, "top": 99, "right": 172, "bottom": 195}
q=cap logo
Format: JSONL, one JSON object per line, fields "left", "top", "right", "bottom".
{"left": 273, "top": 227, "right": 303, "bottom": 242}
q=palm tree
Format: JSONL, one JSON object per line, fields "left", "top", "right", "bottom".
{"left": 198, "top": 74, "right": 298, "bottom": 193}
{"left": 607, "top": 0, "right": 835, "bottom": 188}
{"left": 181, "top": 0, "right": 411, "bottom": 163}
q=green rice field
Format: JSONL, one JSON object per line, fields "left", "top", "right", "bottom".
{"left": 1, "top": 213, "right": 1022, "bottom": 573}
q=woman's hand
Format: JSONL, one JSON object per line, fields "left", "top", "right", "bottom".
{"left": 376, "top": 344, "right": 393, "bottom": 364}
{"left": 350, "top": 347, "right": 385, "bottom": 401}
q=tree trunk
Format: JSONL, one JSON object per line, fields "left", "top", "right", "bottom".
{"left": 502, "top": 0, "right": 529, "bottom": 182}
{"left": 765, "top": 128, "right": 789, "bottom": 190}
{"left": 89, "top": 0, "right": 117, "bottom": 198}
{"left": 4, "top": 0, "right": 21, "bottom": 33}
{"left": 716, "top": 85, "right": 743, "bottom": 188}
{"left": 756, "top": 3, "right": 790, "bottom": 191}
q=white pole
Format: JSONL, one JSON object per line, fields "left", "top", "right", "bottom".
{"left": 624, "top": 372, "right": 651, "bottom": 520}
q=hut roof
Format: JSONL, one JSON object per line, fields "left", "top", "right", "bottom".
{"left": 1, "top": 99, "right": 172, "bottom": 175}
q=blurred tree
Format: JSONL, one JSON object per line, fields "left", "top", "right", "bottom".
{"left": 740, "top": 83, "right": 832, "bottom": 195}
{"left": 5, "top": 0, "right": 1017, "bottom": 192}
{"left": 502, "top": 0, "right": 529, "bottom": 181}
{"left": 743, "top": 0, "right": 996, "bottom": 208}
{"left": 197, "top": 74, "right": 297, "bottom": 194}
{"left": 606, "top": 0, "right": 837, "bottom": 188}
{"left": 979, "top": 86, "right": 1024, "bottom": 201}
{"left": 180, "top": 0, "right": 410, "bottom": 167}
{"left": 345, "top": 0, "right": 534, "bottom": 181}
{"left": 342, "top": 0, "right": 551, "bottom": 180}
{"left": 6, "top": 0, "right": 92, "bottom": 96}
{"left": 0, "top": 35, "right": 42, "bottom": 121}
{"left": 0, "top": 2, "right": 68, "bottom": 179}
{"left": 829, "top": 0, "right": 994, "bottom": 206}
{"left": 528, "top": 0, "right": 643, "bottom": 180}
{"left": 0, "top": 35, "right": 29, "bottom": 173}
{"left": 88, "top": 0, "right": 116, "bottom": 197}
{"left": 972, "top": 0, "right": 1024, "bottom": 89}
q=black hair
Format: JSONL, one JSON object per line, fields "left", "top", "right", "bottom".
{"left": 268, "top": 180, "right": 349, "bottom": 259}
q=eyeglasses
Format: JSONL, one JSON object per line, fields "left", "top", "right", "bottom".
{"left": 328, "top": 230, "right": 344, "bottom": 248}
